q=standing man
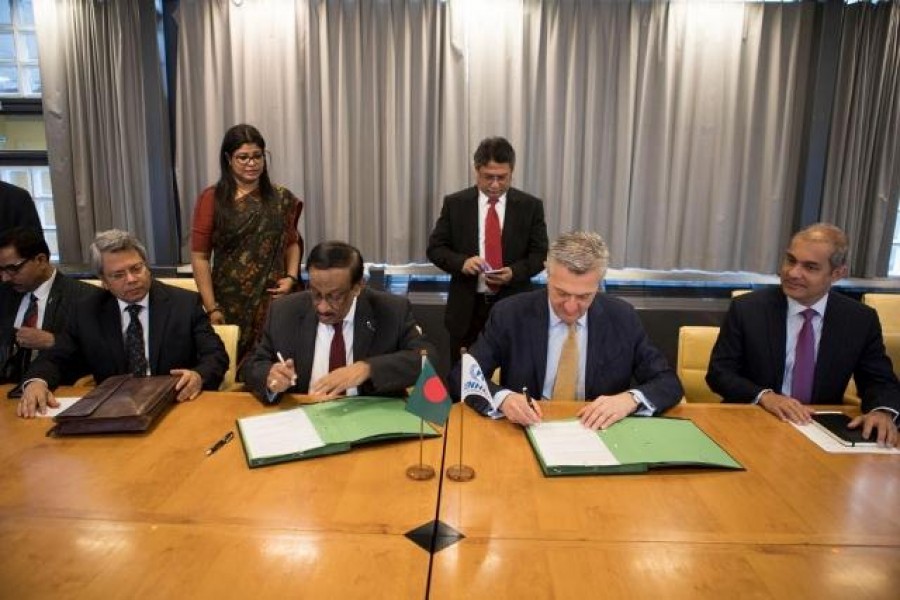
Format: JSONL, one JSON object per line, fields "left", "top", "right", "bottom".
{"left": 0, "top": 227, "right": 93, "bottom": 391}
{"left": 17, "top": 229, "right": 228, "bottom": 418}
{"left": 243, "top": 240, "right": 435, "bottom": 403}
{"left": 427, "top": 136, "right": 548, "bottom": 363}
{"left": 452, "top": 231, "right": 682, "bottom": 429}
{"left": 707, "top": 223, "right": 899, "bottom": 447}
{"left": 0, "top": 181, "right": 42, "bottom": 236}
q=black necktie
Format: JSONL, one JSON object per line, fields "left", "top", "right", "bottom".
{"left": 125, "top": 304, "right": 148, "bottom": 376}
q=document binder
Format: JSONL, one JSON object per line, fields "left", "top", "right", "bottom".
{"left": 525, "top": 416, "right": 743, "bottom": 476}
{"left": 237, "top": 396, "right": 440, "bottom": 468}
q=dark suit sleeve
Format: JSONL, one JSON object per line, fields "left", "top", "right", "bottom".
{"left": 188, "top": 299, "right": 229, "bottom": 390}
{"left": 627, "top": 321, "right": 684, "bottom": 414}
{"left": 706, "top": 302, "right": 770, "bottom": 402}
{"left": 507, "top": 193, "right": 548, "bottom": 284}
{"left": 242, "top": 305, "right": 280, "bottom": 403}
{"left": 851, "top": 311, "right": 900, "bottom": 414}
{"left": 426, "top": 195, "right": 469, "bottom": 275}
{"left": 364, "top": 297, "right": 436, "bottom": 394}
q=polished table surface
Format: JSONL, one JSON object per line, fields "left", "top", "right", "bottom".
{"left": 0, "top": 388, "right": 443, "bottom": 599}
{"left": 1, "top": 389, "right": 898, "bottom": 599}
{"left": 432, "top": 402, "right": 900, "bottom": 599}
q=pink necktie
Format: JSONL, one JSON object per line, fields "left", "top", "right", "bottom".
{"left": 791, "top": 308, "right": 816, "bottom": 403}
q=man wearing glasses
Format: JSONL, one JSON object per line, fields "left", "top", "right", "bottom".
{"left": 243, "top": 240, "right": 435, "bottom": 403}
{"left": 0, "top": 227, "right": 93, "bottom": 393}
{"left": 17, "top": 229, "right": 228, "bottom": 418}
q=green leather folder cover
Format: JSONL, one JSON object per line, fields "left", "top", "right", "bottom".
{"left": 525, "top": 416, "right": 743, "bottom": 476}
{"left": 237, "top": 396, "right": 440, "bottom": 468}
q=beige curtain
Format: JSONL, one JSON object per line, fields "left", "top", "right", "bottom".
{"left": 821, "top": 0, "right": 900, "bottom": 277}
{"left": 175, "top": 0, "right": 817, "bottom": 271}
{"left": 34, "top": 0, "right": 175, "bottom": 264}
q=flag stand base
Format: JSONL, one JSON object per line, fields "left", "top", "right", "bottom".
{"left": 406, "top": 464, "right": 436, "bottom": 480}
{"left": 445, "top": 464, "right": 475, "bottom": 482}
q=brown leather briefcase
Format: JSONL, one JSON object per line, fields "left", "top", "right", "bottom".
{"left": 51, "top": 374, "right": 178, "bottom": 435}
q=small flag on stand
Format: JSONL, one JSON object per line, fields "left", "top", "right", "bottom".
{"left": 461, "top": 352, "right": 493, "bottom": 407}
{"left": 406, "top": 354, "right": 452, "bottom": 426}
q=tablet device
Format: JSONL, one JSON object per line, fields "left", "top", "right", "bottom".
{"left": 811, "top": 412, "right": 876, "bottom": 446}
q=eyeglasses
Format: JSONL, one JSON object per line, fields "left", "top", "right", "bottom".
{"left": 0, "top": 257, "right": 31, "bottom": 275}
{"left": 105, "top": 261, "right": 147, "bottom": 282}
{"left": 310, "top": 287, "right": 354, "bottom": 309}
{"left": 232, "top": 152, "right": 266, "bottom": 166}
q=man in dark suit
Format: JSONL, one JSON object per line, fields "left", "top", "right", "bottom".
{"left": 243, "top": 241, "right": 435, "bottom": 403}
{"left": 0, "top": 227, "right": 93, "bottom": 390}
{"left": 452, "top": 231, "right": 682, "bottom": 430}
{"left": 427, "top": 137, "right": 548, "bottom": 363}
{"left": 17, "top": 229, "right": 228, "bottom": 418}
{"left": 707, "top": 223, "right": 899, "bottom": 447}
{"left": 0, "top": 181, "right": 42, "bottom": 236}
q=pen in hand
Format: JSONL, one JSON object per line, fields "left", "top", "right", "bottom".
{"left": 276, "top": 351, "right": 298, "bottom": 386}
{"left": 206, "top": 431, "right": 234, "bottom": 456}
{"left": 523, "top": 386, "right": 536, "bottom": 412}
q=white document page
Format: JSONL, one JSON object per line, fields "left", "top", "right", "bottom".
{"left": 529, "top": 420, "right": 620, "bottom": 466}
{"left": 792, "top": 422, "right": 900, "bottom": 455}
{"left": 239, "top": 409, "right": 326, "bottom": 460}
{"left": 35, "top": 397, "right": 80, "bottom": 418}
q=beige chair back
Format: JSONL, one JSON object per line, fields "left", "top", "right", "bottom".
{"left": 212, "top": 324, "right": 241, "bottom": 391}
{"left": 157, "top": 278, "right": 199, "bottom": 292}
{"left": 862, "top": 293, "right": 900, "bottom": 334}
{"left": 676, "top": 326, "right": 722, "bottom": 403}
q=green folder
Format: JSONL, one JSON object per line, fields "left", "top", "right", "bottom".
{"left": 237, "top": 396, "right": 440, "bottom": 468}
{"left": 525, "top": 416, "right": 743, "bottom": 476}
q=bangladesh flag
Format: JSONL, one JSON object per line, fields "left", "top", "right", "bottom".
{"left": 406, "top": 355, "right": 451, "bottom": 425}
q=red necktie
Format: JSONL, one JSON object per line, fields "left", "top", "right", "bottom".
{"left": 329, "top": 323, "right": 346, "bottom": 372}
{"left": 791, "top": 308, "right": 816, "bottom": 403}
{"left": 485, "top": 196, "right": 503, "bottom": 291}
{"left": 22, "top": 294, "right": 38, "bottom": 328}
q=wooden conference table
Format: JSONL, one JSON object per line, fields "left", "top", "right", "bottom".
{"left": 0, "top": 388, "right": 897, "bottom": 598}
{"left": 433, "top": 402, "right": 900, "bottom": 599}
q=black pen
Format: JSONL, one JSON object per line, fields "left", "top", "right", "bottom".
{"left": 523, "top": 387, "right": 536, "bottom": 412}
{"left": 206, "top": 431, "right": 234, "bottom": 456}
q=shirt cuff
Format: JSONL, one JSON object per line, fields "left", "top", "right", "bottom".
{"left": 871, "top": 406, "right": 899, "bottom": 422}
{"left": 628, "top": 389, "right": 656, "bottom": 416}
{"left": 754, "top": 389, "right": 773, "bottom": 405}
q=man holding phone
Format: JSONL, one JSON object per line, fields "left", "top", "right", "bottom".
{"left": 427, "top": 137, "right": 548, "bottom": 364}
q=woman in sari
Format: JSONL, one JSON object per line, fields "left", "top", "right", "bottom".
{"left": 191, "top": 124, "right": 303, "bottom": 366}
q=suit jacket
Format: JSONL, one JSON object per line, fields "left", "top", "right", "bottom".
{"left": 706, "top": 287, "right": 900, "bottom": 414}
{"left": 426, "top": 186, "right": 548, "bottom": 338}
{"left": 0, "top": 181, "right": 41, "bottom": 235}
{"left": 25, "top": 280, "right": 228, "bottom": 390}
{"left": 451, "top": 289, "right": 683, "bottom": 413}
{"left": 0, "top": 272, "right": 94, "bottom": 384}
{"left": 242, "top": 287, "right": 437, "bottom": 402}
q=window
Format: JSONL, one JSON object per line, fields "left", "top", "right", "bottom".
{"left": 0, "top": 0, "right": 39, "bottom": 97}
{"left": 0, "top": 0, "right": 55, "bottom": 255}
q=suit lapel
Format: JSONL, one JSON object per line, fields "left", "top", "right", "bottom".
{"left": 100, "top": 293, "right": 128, "bottom": 374}
{"left": 766, "top": 290, "right": 788, "bottom": 388}
{"left": 43, "top": 274, "right": 64, "bottom": 330}
{"left": 530, "top": 293, "right": 550, "bottom": 394}
{"left": 814, "top": 292, "right": 844, "bottom": 396}
{"left": 462, "top": 189, "right": 480, "bottom": 256}
{"left": 147, "top": 282, "right": 169, "bottom": 375}
{"left": 501, "top": 189, "right": 520, "bottom": 258}
{"left": 353, "top": 290, "right": 376, "bottom": 360}
{"left": 585, "top": 299, "right": 610, "bottom": 394}
{"left": 295, "top": 297, "right": 319, "bottom": 392}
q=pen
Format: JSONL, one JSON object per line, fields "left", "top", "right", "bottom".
{"left": 206, "top": 431, "right": 234, "bottom": 456}
{"left": 276, "top": 351, "right": 298, "bottom": 386}
{"left": 523, "top": 386, "right": 536, "bottom": 412}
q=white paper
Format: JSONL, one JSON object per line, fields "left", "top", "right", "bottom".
{"left": 529, "top": 420, "right": 620, "bottom": 466}
{"left": 35, "top": 397, "right": 80, "bottom": 418}
{"left": 792, "top": 422, "right": 900, "bottom": 455}
{"left": 238, "top": 409, "right": 326, "bottom": 460}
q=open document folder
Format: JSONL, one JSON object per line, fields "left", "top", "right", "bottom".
{"left": 525, "top": 417, "right": 743, "bottom": 476}
{"left": 236, "top": 396, "right": 440, "bottom": 468}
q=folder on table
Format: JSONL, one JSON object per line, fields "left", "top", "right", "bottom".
{"left": 525, "top": 417, "right": 742, "bottom": 476}
{"left": 237, "top": 396, "right": 440, "bottom": 468}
